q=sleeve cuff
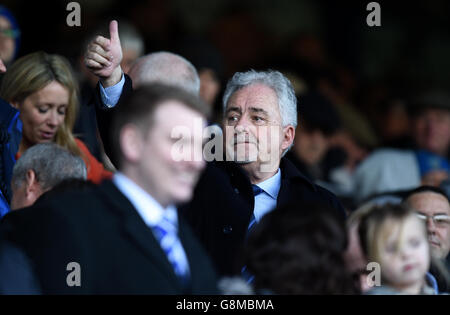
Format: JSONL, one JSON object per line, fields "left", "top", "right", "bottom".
{"left": 99, "top": 73, "right": 125, "bottom": 108}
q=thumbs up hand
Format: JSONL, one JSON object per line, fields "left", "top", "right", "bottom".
{"left": 85, "top": 20, "right": 123, "bottom": 87}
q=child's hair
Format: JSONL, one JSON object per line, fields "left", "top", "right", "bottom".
{"left": 358, "top": 203, "right": 428, "bottom": 265}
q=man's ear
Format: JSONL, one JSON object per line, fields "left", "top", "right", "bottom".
{"left": 281, "top": 125, "right": 296, "bottom": 151}
{"left": 120, "top": 124, "right": 144, "bottom": 163}
{"left": 24, "top": 169, "right": 43, "bottom": 204}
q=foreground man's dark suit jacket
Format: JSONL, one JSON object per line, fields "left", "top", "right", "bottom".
{"left": 0, "top": 180, "right": 218, "bottom": 294}
{"left": 92, "top": 76, "right": 346, "bottom": 276}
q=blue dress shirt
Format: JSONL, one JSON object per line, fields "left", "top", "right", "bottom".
{"left": 99, "top": 74, "right": 125, "bottom": 108}
{"left": 252, "top": 168, "right": 281, "bottom": 223}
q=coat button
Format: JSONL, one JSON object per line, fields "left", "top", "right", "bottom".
{"left": 223, "top": 225, "right": 233, "bottom": 234}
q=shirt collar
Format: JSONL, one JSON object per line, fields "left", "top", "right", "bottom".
{"left": 112, "top": 172, "right": 178, "bottom": 228}
{"left": 255, "top": 168, "right": 281, "bottom": 200}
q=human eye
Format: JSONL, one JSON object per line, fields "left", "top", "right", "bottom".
{"left": 57, "top": 105, "right": 67, "bottom": 115}
{"left": 385, "top": 243, "right": 397, "bottom": 254}
{"left": 37, "top": 106, "right": 49, "bottom": 114}
{"left": 227, "top": 114, "right": 239, "bottom": 124}
{"left": 409, "top": 238, "right": 422, "bottom": 248}
{"left": 434, "top": 215, "right": 450, "bottom": 225}
{"left": 252, "top": 115, "right": 265, "bottom": 123}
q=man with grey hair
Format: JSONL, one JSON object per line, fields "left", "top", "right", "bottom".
{"left": 84, "top": 21, "right": 344, "bottom": 275}
{"left": 84, "top": 20, "right": 200, "bottom": 164}
{"left": 10, "top": 143, "right": 86, "bottom": 210}
{"left": 184, "top": 69, "right": 345, "bottom": 276}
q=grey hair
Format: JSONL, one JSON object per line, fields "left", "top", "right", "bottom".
{"left": 128, "top": 51, "right": 200, "bottom": 95}
{"left": 222, "top": 70, "right": 298, "bottom": 154}
{"left": 12, "top": 143, "right": 87, "bottom": 191}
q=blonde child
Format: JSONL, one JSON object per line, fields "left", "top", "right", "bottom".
{"left": 358, "top": 204, "right": 437, "bottom": 294}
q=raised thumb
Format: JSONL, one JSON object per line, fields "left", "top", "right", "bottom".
{"left": 109, "top": 20, "right": 120, "bottom": 45}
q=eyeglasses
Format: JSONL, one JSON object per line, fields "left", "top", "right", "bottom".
{"left": 416, "top": 213, "right": 450, "bottom": 227}
{"left": 0, "top": 28, "right": 20, "bottom": 39}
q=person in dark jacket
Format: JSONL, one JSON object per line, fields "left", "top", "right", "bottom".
{"left": 84, "top": 23, "right": 345, "bottom": 276}
{"left": 183, "top": 70, "right": 345, "bottom": 275}
{"left": 0, "top": 84, "right": 218, "bottom": 294}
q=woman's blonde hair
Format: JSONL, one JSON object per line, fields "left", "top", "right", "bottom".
{"left": 0, "top": 51, "right": 81, "bottom": 156}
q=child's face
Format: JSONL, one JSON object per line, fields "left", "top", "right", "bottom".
{"left": 379, "top": 216, "right": 430, "bottom": 288}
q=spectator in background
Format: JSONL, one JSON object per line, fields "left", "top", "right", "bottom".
{"left": 245, "top": 202, "right": 358, "bottom": 294}
{"left": 73, "top": 20, "right": 146, "bottom": 162}
{"left": 84, "top": 21, "right": 345, "bottom": 276}
{"left": 359, "top": 204, "right": 438, "bottom": 294}
{"left": 375, "top": 97, "right": 411, "bottom": 149}
{"left": 410, "top": 91, "right": 450, "bottom": 159}
{"left": 175, "top": 38, "right": 225, "bottom": 123}
{"left": 0, "top": 84, "right": 218, "bottom": 294}
{"left": 10, "top": 143, "right": 86, "bottom": 210}
{"left": 409, "top": 91, "right": 450, "bottom": 186}
{"left": 0, "top": 6, "right": 20, "bottom": 70}
{"left": 403, "top": 186, "right": 450, "bottom": 271}
{"left": 353, "top": 90, "right": 450, "bottom": 202}
{"left": 84, "top": 21, "right": 200, "bottom": 166}
{"left": 286, "top": 90, "right": 346, "bottom": 195}
{"left": 0, "top": 52, "right": 112, "bottom": 193}
{"left": 185, "top": 69, "right": 345, "bottom": 276}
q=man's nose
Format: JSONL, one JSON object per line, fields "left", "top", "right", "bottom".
{"left": 426, "top": 217, "right": 437, "bottom": 233}
{"left": 234, "top": 115, "right": 251, "bottom": 131}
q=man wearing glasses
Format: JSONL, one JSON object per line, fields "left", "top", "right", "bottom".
{"left": 403, "top": 186, "right": 450, "bottom": 291}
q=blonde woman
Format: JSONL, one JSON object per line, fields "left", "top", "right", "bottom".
{"left": 0, "top": 51, "right": 111, "bottom": 186}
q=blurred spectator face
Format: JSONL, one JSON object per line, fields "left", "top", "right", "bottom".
{"left": 329, "top": 131, "right": 368, "bottom": 171}
{"left": 412, "top": 108, "right": 450, "bottom": 156}
{"left": 405, "top": 192, "right": 450, "bottom": 260}
{"left": 224, "top": 84, "right": 292, "bottom": 168}
{"left": 127, "top": 101, "right": 206, "bottom": 206}
{"left": 11, "top": 82, "right": 68, "bottom": 151}
{"left": 0, "top": 16, "right": 15, "bottom": 65}
{"left": 378, "top": 215, "right": 430, "bottom": 290}
{"left": 199, "top": 69, "right": 220, "bottom": 106}
{"left": 294, "top": 127, "right": 329, "bottom": 165}
{"left": 380, "top": 100, "right": 410, "bottom": 142}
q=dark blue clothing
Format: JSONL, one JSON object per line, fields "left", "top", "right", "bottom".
{"left": 181, "top": 158, "right": 346, "bottom": 276}
{"left": 0, "top": 98, "right": 22, "bottom": 217}
{"left": 0, "top": 241, "right": 41, "bottom": 294}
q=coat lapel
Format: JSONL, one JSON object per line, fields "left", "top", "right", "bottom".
{"left": 97, "top": 180, "right": 182, "bottom": 290}
{"left": 277, "top": 158, "right": 317, "bottom": 207}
